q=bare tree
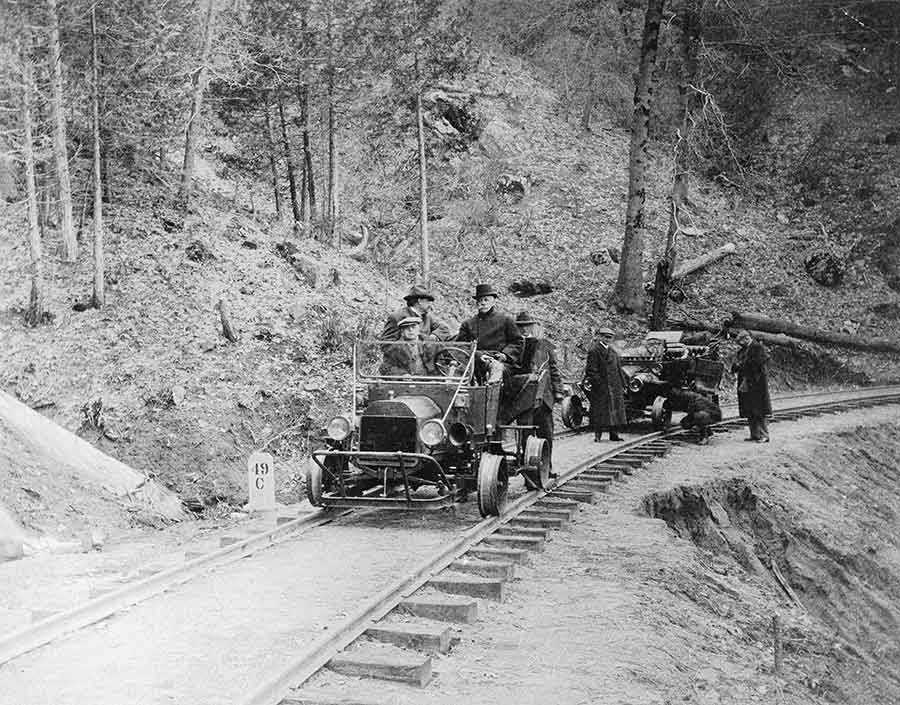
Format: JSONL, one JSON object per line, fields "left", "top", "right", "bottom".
{"left": 277, "top": 97, "right": 301, "bottom": 226}
{"left": 20, "top": 33, "right": 45, "bottom": 326}
{"left": 415, "top": 85, "right": 430, "bottom": 287}
{"left": 263, "top": 102, "right": 283, "bottom": 221}
{"left": 611, "top": 0, "right": 666, "bottom": 313}
{"left": 91, "top": 5, "right": 104, "bottom": 308}
{"left": 47, "top": 0, "right": 76, "bottom": 261}
{"left": 180, "top": 0, "right": 217, "bottom": 209}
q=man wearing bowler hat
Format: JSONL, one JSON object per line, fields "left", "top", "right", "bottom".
{"left": 585, "top": 326, "right": 627, "bottom": 441}
{"left": 515, "top": 311, "right": 564, "bottom": 468}
{"left": 456, "top": 283, "right": 523, "bottom": 384}
{"left": 380, "top": 284, "right": 451, "bottom": 342}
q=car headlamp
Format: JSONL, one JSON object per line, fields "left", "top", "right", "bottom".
{"left": 448, "top": 422, "right": 471, "bottom": 447}
{"left": 419, "top": 419, "right": 447, "bottom": 448}
{"left": 326, "top": 415, "right": 352, "bottom": 441}
{"left": 628, "top": 376, "right": 644, "bottom": 393}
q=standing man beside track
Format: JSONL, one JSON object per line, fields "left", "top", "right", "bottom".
{"left": 515, "top": 310, "right": 564, "bottom": 469}
{"left": 732, "top": 329, "right": 772, "bottom": 443}
{"left": 585, "top": 326, "right": 627, "bottom": 442}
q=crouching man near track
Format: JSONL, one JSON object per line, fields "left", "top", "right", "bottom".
{"left": 455, "top": 283, "right": 524, "bottom": 385}
{"left": 669, "top": 389, "right": 723, "bottom": 445}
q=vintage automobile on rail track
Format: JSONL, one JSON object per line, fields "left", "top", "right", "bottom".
{"left": 560, "top": 330, "right": 724, "bottom": 431}
{"left": 305, "top": 340, "right": 551, "bottom": 517}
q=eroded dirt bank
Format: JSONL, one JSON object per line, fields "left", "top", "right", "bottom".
{"left": 304, "top": 406, "right": 900, "bottom": 704}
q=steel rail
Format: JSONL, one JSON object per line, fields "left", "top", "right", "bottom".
{"left": 0, "top": 509, "right": 349, "bottom": 665}
{"left": 240, "top": 385, "right": 900, "bottom": 705}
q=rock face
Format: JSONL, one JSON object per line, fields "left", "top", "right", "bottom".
{"left": 876, "top": 217, "right": 900, "bottom": 291}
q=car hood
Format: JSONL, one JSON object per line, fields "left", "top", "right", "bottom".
{"left": 364, "top": 395, "right": 442, "bottom": 420}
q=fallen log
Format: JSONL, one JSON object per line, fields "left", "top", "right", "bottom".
{"left": 667, "top": 319, "right": 809, "bottom": 350}
{"left": 671, "top": 243, "right": 737, "bottom": 280}
{"left": 730, "top": 311, "right": 900, "bottom": 354}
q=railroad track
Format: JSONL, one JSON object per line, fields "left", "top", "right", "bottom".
{"left": 241, "top": 386, "right": 900, "bottom": 705}
{"left": 2, "top": 385, "right": 899, "bottom": 704}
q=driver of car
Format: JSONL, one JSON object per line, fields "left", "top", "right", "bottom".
{"left": 455, "top": 283, "right": 524, "bottom": 385}
{"left": 379, "top": 315, "right": 434, "bottom": 376}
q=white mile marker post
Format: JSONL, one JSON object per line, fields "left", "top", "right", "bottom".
{"left": 247, "top": 451, "right": 276, "bottom": 512}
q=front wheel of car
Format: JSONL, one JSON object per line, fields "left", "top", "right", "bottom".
{"left": 523, "top": 435, "right": 551, "bottom": 489}
{"left": 477, "top": 453, "right": 509, "bottom": 517}
{"left": 651, "top": 396, "right": 672, "bottom": 430}
{"left": 305, "top": 461, "right": 324, "bottom": 507}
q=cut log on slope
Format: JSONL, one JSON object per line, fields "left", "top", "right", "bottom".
{"left": 671, "top": 243, "right": 737, "bottom": 280}
{"left": 667, "top": 319, "right": 809, "bottom": 350}
{"left": 730, "top": 312, "right": 900, "bottom": 354}
{"left": 0, "top": 392, "right": 188, "bottom": 522}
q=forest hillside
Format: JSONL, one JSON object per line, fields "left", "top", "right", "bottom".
{"left": 1, "top": 0, "right": 899, "bottom": 520}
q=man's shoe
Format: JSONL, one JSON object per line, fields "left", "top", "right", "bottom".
{"left": 756, "top": 438, "right": 770, "bottom": 443}
{"left": 743, "top": 437, "right": 757, "bottom": 442}
{"left": 609, "top": 435, "right": 623, "bottom": 441}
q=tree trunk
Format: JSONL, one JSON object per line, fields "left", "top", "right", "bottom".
{"left": 327, "top": 91, "right": 338, "bottom": 247}
{"left": 298, "top": 81, "right": 316, "bottom": 223}
{"left": 21, "top": 37, "right": 45, "bottom": 326}
{"left": 580, "top": 68, "right": 597, "bottom": 132}
{"left": 416, "top": 91, "right": 430, "bottom": 287}
{"left": 664, "top": 1, "right": 701, "bottom": 272}
{"left": 47, "top": 0, "right": 76, "bottom": 262}
{"left": 263, "top": 101, "right": 282, "bottom": 221}
{"left": 729, "top": 312, "right": 900, "bottom": 354}
{"left": 277, "top": 98, "right": 301, "bottom": 226}
{"left": 91, "top": 7, "right": 104, "bottom": 308}
{"left": 610, "top": 0, "right": 666, "bottom": 313}
{"left": 179, "top": 0, "right": 216, "bottom": 209}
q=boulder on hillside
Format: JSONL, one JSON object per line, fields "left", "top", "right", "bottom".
{"left": 275, "top": 241, "right": 327, "bottom": 289}
{"left": 804, "top": 249, "right": 846, "bottom": 286}
{"left": 876, "top": 217, "right": 900, "bottom": 291}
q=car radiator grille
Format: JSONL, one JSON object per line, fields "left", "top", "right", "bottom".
{"left": 360, "top": 416, "right": 417, "bottom": 453}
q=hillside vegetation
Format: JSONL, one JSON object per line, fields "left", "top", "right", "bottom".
{"left": 1, "top": 0, "right": 899, "bottom": 516}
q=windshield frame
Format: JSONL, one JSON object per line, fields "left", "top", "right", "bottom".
{"left": 354, "top": 339, "right": 477, "bottom": 384}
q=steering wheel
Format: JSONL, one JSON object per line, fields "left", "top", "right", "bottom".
{"left": 432, "top": 346, "right": 472, "bottom": 377}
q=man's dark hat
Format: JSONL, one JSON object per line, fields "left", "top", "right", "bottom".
{"left": 473, "top": 283, "right": 499, "bottom": 299}
{"left": 403, "top": 284, "right": 434, "bottom": 302}
{"left": 515, "top": 311, "right": 538, "bottom": 326}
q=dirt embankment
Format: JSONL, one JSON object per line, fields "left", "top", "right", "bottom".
{"left": 643, "top": 421, "right": 900, "bottom": 703}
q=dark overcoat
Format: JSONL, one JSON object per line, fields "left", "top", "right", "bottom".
{"left": 585, "top": 342, "right": 627, "bottom": 428}
{"left": 455, "top": 307, "right": 524, "bottom": 365}
{"left": 380, "top": 305, "right": 452, "bottom": 341}
{"left": 379, "top": 342, "right": 431, "bottom": 376}
{"left": 519, "top": 337, "right": 564, "bottom": 409}
{"left": 733, "top": 340, "right": 772, "bottom": 418}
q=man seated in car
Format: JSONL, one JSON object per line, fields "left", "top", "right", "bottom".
{"left": 455, "top": 283, "right": 524, "bottom": 385}
{"left": 379, "top": 315, "right": 434, "bottom": 376}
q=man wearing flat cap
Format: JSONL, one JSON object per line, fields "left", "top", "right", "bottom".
{"left": 379, "top": 315, "right": 433, "bottom": 376}
{"left": 380, "top": 284, "right": 451, "bottom": 342}
{"left": 585, "top": 326, "right": 627, "bottom": 441}
{"left": 515, "top": 311, "right": 564, "bottom": 466}
{"left": 456, "top": 283, "right": 524, "bottom": 384}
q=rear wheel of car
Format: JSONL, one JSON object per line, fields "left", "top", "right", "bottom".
{"left": 560, "top": 395, "right": 584, "bottom": 429}
{"left": 477, "top": 453, "right": 509, "bottom": 517}
{"left": 523, "top": 435, "right": 551, "bottom": 489}
{"left": 305, "top": 461, "right": 324, "bottom": 507}
{"left": 651, "top": 396, "right": 672, "bottom": 430}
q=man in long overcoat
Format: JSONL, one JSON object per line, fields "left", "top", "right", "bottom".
{"left": 585, "top": 326, "right": 627, "bottom": 441}
{"left": 514, "top": 311, "right": 564, "bottom": 466}
{"left": 455, "top": 283, "right": 524, "bottom": 384}
{"left": 380, "top": 284, "right": 452, "bottom": 341}
{"left": 732, "top": 329, "right": 771, "bottom": 442}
